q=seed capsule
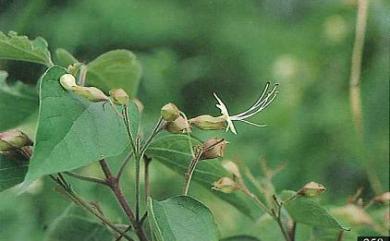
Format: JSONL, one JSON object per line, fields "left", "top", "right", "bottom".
{"left": 59, "top": 74, "right": 77, "bottom": 90}
{"left": 161, "top": 103, "right": 181, "bottom": 122}
{"left": 0, "top": 130, "right": 32, "bottom": 151}
{"left": 200, "top": 138, "right": 227, "bottom": 160}
{"left": 189, "top": 115, "right": 226, "bottom": 130}
{"left": 297, "top": 181, "right": 326, "bottom": 197}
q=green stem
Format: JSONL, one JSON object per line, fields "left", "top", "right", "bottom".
{"left": 64, "top": 171, "right": 108, "bottom": 186}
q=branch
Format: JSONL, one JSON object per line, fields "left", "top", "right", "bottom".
{"left": 64, "top": 171, "right": 108, "bottom": 186}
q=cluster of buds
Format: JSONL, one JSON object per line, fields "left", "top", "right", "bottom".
{"left": 297, "top": 181, "right": 326, "bottom": 197}
{"left": 0, "top": 130, "right": 32, "bottom": 152}
{"left": 60, "top": 74, "right": 129, "bottom": 105}
{"left": 160, "top": 103, "right": 191, "bottom": 134}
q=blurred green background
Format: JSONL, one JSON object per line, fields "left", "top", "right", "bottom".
{"left": 0, "top": 0, "right": 389, "bottom": 240}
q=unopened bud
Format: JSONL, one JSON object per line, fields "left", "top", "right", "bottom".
{"left": 72, "top": 86, "right": 109, "bottom": 102}
{"left": 212, "top": 177, "right": 239, "bottom": 193}
{"left": 222, "top": 160, "right": 241, "bottom": 178}
{"left": 0, "top": 130, "right": 32, "bottom": 151}
{"left": 200, "top": 138, "right": 227, "bottom": 160}
{"left": 109, "top": 88, "right": 129, "bottom": 105}
{"left": 165, "top": 116, "right": 190, "bottom": 133}
{"left": 298, "top": 181, "right": 326, "bottom": 197}
{"left": 373, "top": 192, "right": 390, "bottom": 204}
{"left": 189, "top": 115, "right": 226, "bottom": 130}
{"left": 161, "top": 103, "right": 180, "bottom": 121}
{"left": 60, "top": 74, "right": 77, "bottom": 90}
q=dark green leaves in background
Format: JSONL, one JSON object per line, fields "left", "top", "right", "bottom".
{"left": 148, "top": 195, "right": 219, "bottom": 241}
{"left": 87, "top": 50, "right": 142, "bottom": 98}
{"left": 0, "top": 70, "right": 38, "bottom": 132}
{"left": 24, "top": 66, "right": 129, "bottom": 182}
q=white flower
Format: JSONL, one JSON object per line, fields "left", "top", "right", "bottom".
{"left": 214, "top": 82, "right": 279, "bottom": 134}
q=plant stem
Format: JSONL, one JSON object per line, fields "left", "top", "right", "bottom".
{"left": 144, "top": 155, "right": 152, "bottom": 202}
{"left": 182, "top": 151, "right": 202, "bottom": 195}
{"left": 290, "top": 222, "right": 296, "bottom": 241}
{"left": 49, "top": 175, "right": 134, "bottom": 241}
{"left": 336, "top": 231, "right": 344, "bottom": 241}
{"left": 272, "top": 195, "right": 292, "bottom": 241}
{"left": 64, "top": 171, "right": 108, "bottom": 186}
{"left": 116, "top": 152, "right": 133, "bottom": 179}
{"left": 99, "top": 160, "right": 149, "bottom": 241}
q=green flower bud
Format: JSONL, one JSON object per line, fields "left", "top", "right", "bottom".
{"left": 212, "top": 177, "right": 239, "bottom": 193}
{"left": 72, "top": 86, "right": 109, "bottom": 102}
{"left": 0, "top": 130, "right": 32, "bottom": 151}
{"left": 59, "top": 74, "right": 77, "bottom": 90}
{"left": 189, "top": 115, "right": 226, "bottom": 130}
{"left": 161, "top": 103, "right": 180, "bottom": 121}
{"left": 297, "top": 181, "right": 326, "bottom": 197}
{"left": 165, "top": 116, "right": 191, "bottom": 133}
{"left": 109, "top": 88, "right": 129, "bottom": 105}
{"left": 200, "top": 138, "right": 227, "bottom": 160}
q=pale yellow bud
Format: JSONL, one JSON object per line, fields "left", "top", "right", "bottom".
{"left": 189, "top": 115, "right": 226, "bottom": 130}
{"left": 212, "top": 177, "right": 239, "bottom": 193}
{"left": 0, "top": 130, "right": 32, "bottom": 151}
{"left": 161, "top": 103, "right": 180, "bottom": 122}
{"left": 59, "top": 74, "right": 77, "bottom": 90}
{"left": 200, "top": 138, "right": 227, "bottom": 160}
{"left": 222, "top": 160, "right": 241, "bottom": 178}
{"left": 165, "top": 116, "right": 190, "bottom": 133}
{"left": 72, "top": 86, "right": 109, "bottom": 102}
{"left": 298, "top": 181, "right": 326, "bottom": 197}
{"left": 109, "top": 88, "right": 129, "bottom": 105}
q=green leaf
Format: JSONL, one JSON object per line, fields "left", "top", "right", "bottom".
{"left": 24, "top": 66, "right": 129, "bottom": 182}
{"left": 0, "top": 152, "right": 28, "bottom": 192}
{"left": 280, "top": 190, "right": 349, "bottom": 231}
{"left": 45, "top": 205, "right": 113, "bottom": 241}
{"left": 87, "top": 50, "right": 142, "bottom": 98}
{"left": 0, "top": 31, "right": 53, "bottom": 66}
{"left": 220, "top": 235, "right": 261, "bottom": 241}
{"left": 0, "top": 71, "right": 39, "bottom": 132}
{"left": 55, "top": 48, "right": 79, "bottom": 67}
{"left": 146, "top": 134, "right": 263, "bottom": 220}
{"left": 148, "top": 195, "right": 219, "bottom": 241}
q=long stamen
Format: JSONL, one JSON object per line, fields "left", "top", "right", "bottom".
{"left": 232, "top": 82, "right": 270, "bottom": 118}
{"left": 232, "top": 84, "right": 278, "bottom": 120}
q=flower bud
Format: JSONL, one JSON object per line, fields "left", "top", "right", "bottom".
{"left": 109, "top": 88, "right": 129, "bottom": 105}
{"left": 72, "top": 86, "right": 109, "bottom": 102}
{"left": 0, "top": 130, "right": 33, "bottom": 151}
{"left": 373, "top": 192, "right": 390, "bottom": 204}
{"left": 165, "top": 116, "right": 190, "bottom": 133}
{"left": 222, "top": 160, "right": 241, "bottom": 178}
{"left": 189, "top": 115, "right": 226, "bottom": 130}
{"left": 212, "top": 177, "right": 239, "bottom": 193}
{"left": 297, "top": 181, "right": 326, "bottom": 197}
{"left": 59, "top": 74, "right": 77, "bottom": 90}
{"left": 161, "top": 103, "right": 180, "bottom": 121}
{"left": 200, "top": 138, "right": 227, "bottom": 160}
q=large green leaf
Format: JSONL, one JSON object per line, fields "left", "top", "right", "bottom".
{"left": 24, "top": 66, "right": 129, "bottom": 182}
{"left": 87, "top": 50, "right": 142, "bottom": 97}
{"left": 45, "top": 205, "right": 113, "bottom": 241}
{"left": 146, "top": 134, "right": 263, "bottom": 220}
{"left": 0, "top": 151, "right": 28, "bottom": 192}
{"left": 0, "top": 71, "right": 38, "bottom": 132}
{"left": 148, "top": 195, "right": 219, "bottom": 241}
{"left": 0, "top": 31, "right": 53, "bottom": 66}
{"left": 220, "top": 235, "right": 260, "bottom": 241}
{"left": 280, "top": 190, "right": 349, "bottom": 231}
{"left": 54, "top": 48, "right": 79, "bottom": 67}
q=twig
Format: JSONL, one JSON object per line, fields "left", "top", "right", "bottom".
{"left": 64, "top": 171, "right": 108, "bottom": 186}
{"left": 144, "top": 155, "right": 152, "bottom": 202}
{"left": 272, "top": 195, "right": 292, "bottom": 241}
{"left": 349, "top": 0, "right": 382, "bottom": 194}
{"left": 182, "top": 150, "right": 203, "bottom": 195}
{"left": 99, "top": 159, "right": 149, "bottom": 241}
{"left": 116, "top": 152, "right": 133, "bottom": 179}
